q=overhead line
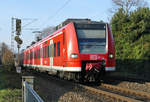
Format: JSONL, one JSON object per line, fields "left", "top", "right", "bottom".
{"left": 40, "top": 0, "right": 72, "bottom": 29}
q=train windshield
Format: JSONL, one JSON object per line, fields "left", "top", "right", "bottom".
{"left": 75, "top": 23, "right": 106, "bottom": 54}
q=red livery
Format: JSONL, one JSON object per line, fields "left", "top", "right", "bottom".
{"left": 23, "top": 19, "right": 115, "bottom": 82}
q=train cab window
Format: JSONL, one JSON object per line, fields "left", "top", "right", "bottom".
{"left": 54, "top": 43, "right": 56, "bottom": 57}
{"left": 57, "top": 42, "right": 60, "bottom": 56}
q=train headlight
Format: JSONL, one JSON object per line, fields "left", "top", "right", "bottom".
{"left": 70, "top": 53, "right": 78, "bottom": 58}
{"left": 109, "top": 53, "right": 114, "bottom": 58}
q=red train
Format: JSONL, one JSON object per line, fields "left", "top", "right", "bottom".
{"left": 23, "top": 19, "right": 115, "bottom": 82}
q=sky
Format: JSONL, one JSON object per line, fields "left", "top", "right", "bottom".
{"left": 0, "top": 0, "right": 149, "bottom": 51}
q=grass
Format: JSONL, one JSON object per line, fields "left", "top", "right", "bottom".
{"left": 0, "top": 66, "right": 22, "bottom": 102}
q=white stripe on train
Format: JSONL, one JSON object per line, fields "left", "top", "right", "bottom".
{"left": 23, "top": 64, "right": 81, "bottom": 72}
{"left": 23, "top": 64, "right": 115, "bottom": 72}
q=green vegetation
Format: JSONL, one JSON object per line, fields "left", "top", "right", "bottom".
{"left": 0, "top": 67, "right": 21, "bottom": 102}
{"left": 111, "top": 7, "right": 150, "bottom": 77}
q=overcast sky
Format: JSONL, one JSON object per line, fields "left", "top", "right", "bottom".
{"left": 0, "top": 0, "right": 149, "bottom": 51}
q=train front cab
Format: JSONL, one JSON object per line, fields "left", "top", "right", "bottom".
{"left": 64, "top": 22, "right": 115, "bottom": 80}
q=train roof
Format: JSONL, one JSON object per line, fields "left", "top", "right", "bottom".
{"left": 25, "top": 18, "right": 106, "bottom": 51}
{"left": 56, "top": 18, "right": 106, "bottom": 30}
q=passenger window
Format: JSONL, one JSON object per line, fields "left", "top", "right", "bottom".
{"left": 54, "top": 43, "right": 56, "bottom": 57}
{"left": 63, "top": 32, "right": 65, "bottom": 45}
{"left": 57, "top": 42, "right": 60, "bottom": 56}
{"left": 34, "top": 51, "right": 35, "bottom": 59}
{"left": 48, "top": 45, "right": 49, "bottom": 57}
{"left": 36, "top": 50, "right": 37, "bottom": 59}
{"left": 45, "top": 47, "right": 47, "bottom": 58}
{"left": 50, "top": 44, "right": 53, "bottom": 57}
{"left": 46, "top": 46, "right": 48, "bottom": 58}
{"left": 43, "top": 48, "right": 44, "bottom": 58}
{"left": 39, "top": 49, "right": 40, "bottom": 58}
{"left": 37, "top": 49, "right": 38, "bottom": 58}
{"left": 41, "top": 48, "right": 42, "bottom": 58}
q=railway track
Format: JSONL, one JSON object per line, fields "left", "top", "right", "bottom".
{"left": 23, "top": 70, "right": 150, "bottom": 102}
{"left": 100, "top": 83, "right": 150, "bottom": 101}
{"left": 79, "top": 83, "right": 150, "bottom": 102}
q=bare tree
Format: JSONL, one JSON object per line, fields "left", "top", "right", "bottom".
{"left": 112, "top": 0, "right": 148, "bottom": 14}
{"left": 0, "top": 42, "right": 14, "bottom": 71}
{"left": 0, "top": 42, "right": 8, "bottom": 58}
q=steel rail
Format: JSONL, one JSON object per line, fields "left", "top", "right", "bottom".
{"left": 79, "top": 84, "right": 141, "bottom": 102}
{"left": 100, "top": 83, "right": 150, "bottom": 100}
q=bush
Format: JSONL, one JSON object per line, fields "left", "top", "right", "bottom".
{"left": 111, "top": 7, "right": 150, "bottom": 78}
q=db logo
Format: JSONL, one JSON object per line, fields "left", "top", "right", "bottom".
{"left": 90, "top": 55, "right": 97, "bottom": 60}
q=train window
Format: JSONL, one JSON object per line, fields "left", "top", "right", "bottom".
{"left": 36, "top": 50, "right": 37, "bottom": 58}
{"left": 37, "top": 49, "right": 39, "bottom": 58}
{"left": 41, "top": 48, "right": 42, "bottom": 58}
{"left": 39, "top": 49, "right": 41, "bottom": 58}
{"left": 39, "top": 49, "right": 40, "bottom": 58}
{"left": 30, "top": 53, "right": 31, "bottom": 60}
{"left": 45, "top": 47, "right": 47, "bottom": 58}
{"left": 47, "top": 46, "right": 48, "bottom": 58}
{"left": 32, "top": 52, "right": 33, "bottom": 59}
{"left": 35, "top": 51, "right": 36, "bottom": 59}
{"left": 57, "top": 42, "right": 60, "bottom": 56}
{"left": 48, "top": 45, "right": 49, "bottom": 57}
{"left": 63, "top": 32, "right": 65, "bottom": 45}
{"left": 34, "top": 51, "right": 35, "bottom": 59}
{"left": 37, "top": 50, "right": 38, "bottom": 58}
{"left": 54, "top": 43, "right": 56, "bottom": 57}
{"left": 46, "top": 46, "right": 47, "bottom": 58}
{"left": 31, "top": 52, "right": 32, "bottom": 59}
{"left": 24, "top": 54, "right": 25, "bottom": 61}
{"left": 44, "top": 47, "right": 46, "bottom": 58}
{"left": 36, "top": 50, "right": 38, "bottom": 58}
{"left": 50, "top": 44, "right": 53, "bottom": 57}
{"left": 44, "top": 47, "right": 45, "bottom": 58}
{"left": 43, "top": 48, "right": 44, "bottom": 58}
{"left": 28, "top": 53, "right": 30, "bottom": 60}
{"left": 38, "top": 49, "right": 39, "bottom": 58}
{"left": 30, "top": 52, "right": 32, "bottom": 59}
{"left": 43, "top": 47, "right": 44, "bottom": 58}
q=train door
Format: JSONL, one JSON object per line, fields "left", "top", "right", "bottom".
{"left": 50, "top": 40, "right": 53, "bottom": 68}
